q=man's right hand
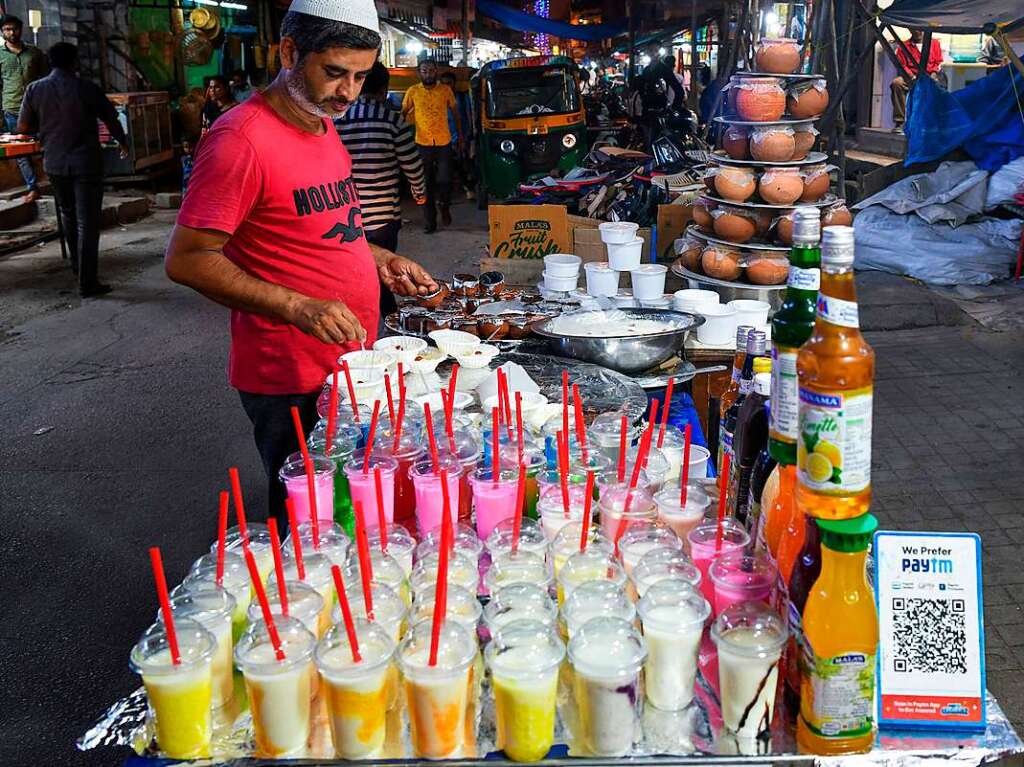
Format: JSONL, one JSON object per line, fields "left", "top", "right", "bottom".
{"left": 288, "top": 296, "right": 366, "bottom": 345}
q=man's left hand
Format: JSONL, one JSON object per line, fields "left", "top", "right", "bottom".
{"left": 379, "top": 254, "right": 438, "bottom": 297}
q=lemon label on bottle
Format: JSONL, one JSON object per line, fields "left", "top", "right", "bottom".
{"left": 797, "top": 387, "right": 872, "bottom": 494}
{"left": 770, "top": 347, "right": 799, "bottom": 443}
{"left": 788, "top": 266, "right": 820, "bottom": 291}
{"left": 802, "top": 651, "right": 876, "bottom": 738}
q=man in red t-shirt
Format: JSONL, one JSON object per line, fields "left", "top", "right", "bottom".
{"left": 890, "top": 30, "right": 944, "bottom": 132}
{"left": 165, "top": 0, "right": 437, "bottom": 527}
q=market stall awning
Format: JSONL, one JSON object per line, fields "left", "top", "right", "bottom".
{"left": 476, "top": 0, "right": 628, "bottom": 41}
{"left": 879, "top": 0, "right": 1024, "bottom": 34}
{"left": 380, "top": 17, "right": 438, "bottom": 45}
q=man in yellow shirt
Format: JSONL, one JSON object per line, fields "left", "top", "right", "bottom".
{"left": 402, "top": 59, "right": 462, "bottom": 233}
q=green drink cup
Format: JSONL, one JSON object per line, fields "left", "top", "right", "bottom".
{"left": 309, "top": 430, "right": 357, "bottom": 537}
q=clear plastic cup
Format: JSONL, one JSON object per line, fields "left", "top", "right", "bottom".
{"left": 469, "top": 467, "right": 520, "bottom": 542}
{"left": 412, "top": 583, "right": 482, "bottom": 635}
{"left": 248, "top": 579, "right": 325, "bottom": 639}
{"left": 279, "top": 452, "right": 336, "bottom": 527}
{"left": 397, "top": 619, "right": 478, "bottom": 758}
{"left": 415, "top": 522, "right": 484, "bottom": 564}
{"left": 654, "top": 485, "right": 712, "bottom": 545}
{"left": 183, "top": 551, "right": 251, "bottom": 642}
{"left": 560, "top": 580, "right": 635, "bottom": 640}
{"left": 165, "top": 589, "right": 237, "bottom": 708}
{"left": 483, "top": 583, "right": 557, "bottom": 640}
{"left": 485, "top": 517, "right": 549, "bottom": 563}
{"left": 655, "top": 424, "right": 687, "bottom": 481}
{"left": 597, "top": 484, "right": 658, "bottom": 543}
{"left": 332, "top": 581, "right": 407, "bottom": 644}
{"left": 284, "top": 521, "right": 350, "bottom": 567}
{"left": 213, "top": 524, "right": 274, "bottom": 583}
{"left": 366, "top": 523, "right": 416, "bottom": 577}
{"left": 618, "top": 521, "right": 683, "bottom": 578}
{"left": 550, "top": 522, "right": 610, "bottom": 579}
{"left": 315, "top": 618, "right": 395, "bottom": 759}
{"left": 282, "top": 552, "right": 335, "bottom": 630}
{"left": 486, "top": 619, "right": 565, "bottom": 762}
{"left": 130, "top": 618, "right": 216, "bottom": 759}
{"left": 638, "top": 579, "right": 710, "bottom": 710}
{"left": 709, "top": 552, "right": 778, "bottom": 617}
{"left": 499, "top": 446, "right": 547, "bottom": 520}
{"left": 343, "top": 451, "right": 398, "bottom": 532}
{"left": 557, "top": 547, "right": 627, "bottom": 605}
{"left": 536, "top": 483, "right": 590, "bottom": 542}
{"left": 712, "top": 602, "right": 788, "bottom": 738}
{"left": 687, "top": 520, "right": 751, "bottom": 602}
{"left": 234, "top": 615, "right": 317, "bottom": 758}
{"left": 588, "top": 412, "right": 643, "bottom": 462}
{"left": 409, "top": 455, "right": 462, "bottom": 537}
{"left": 410, "top": 550, "right": 480, "bottom": 599}
{"left": 484, "top": 548, "right": 552, "bottom": 594}
{"left": 535, "top": 467, "right": 589, "bottom": 505}
{"left": 567, "top": 616, "right": 647, "bottom": 756}
{"left": 632, "top": 546, "right": 702, "bottom": 600}
{"left": 620, "top": 444, "right": 670, "bottom": 492}
{"left": 344, "top": 548, "right": 410, "bottom": 606}
{"left": 308, "top": 428, "right": 359, "bottom": 535}
{"left": 371, "top": 430, "right": 425, "bottom": 533}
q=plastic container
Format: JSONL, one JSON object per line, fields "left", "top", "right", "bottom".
{"left": 728, "top": 299, "right": 771, "bottom": 329}
{"left": 372, "top": 335, "right": 426, "bottom": 366}
{"left": 584, "top": 261, "right": 620, "bottom": 297}
{"left": 598, "top": 221, "right": 639, "bottom": 245}
{"left": 606, "top": 238, "right": 643, "bottom": 271}
{"left": 673, "top": 288, "right": 720, "bottom": 313}
{"left": 629, "top": 264, "right": 668, "bottom": 300}
{"left": 697, "top": 304, "right": 739, "bottom": 346}
{"left": 483, "top": 583, "right": 558, "bottom": 638}
{"left": 542, "top": 270, "right": 580, "bottom": 293}
{"left": 453, "top": 343, "right": 499, "bottom": 370}
{"left": 637, "top": 579, "right": 709, "bottom": 710}
{"left": 428, "top": 329, "right": 480, "bottom": 358}
{"left": 543, "top": 253, "right": 582, "bottom": 277}
{"left": 631, "top": 546, "right": 702, "bottom": 599}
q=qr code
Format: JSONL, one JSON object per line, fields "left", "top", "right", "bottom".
{"left": 892, "top": 597, "right": 967, "bottom": 674}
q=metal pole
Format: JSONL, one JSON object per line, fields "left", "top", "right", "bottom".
{"left": 689, "top": 0, "right": 699, "bottom": 111}
{"left": 628, "top": 0, "right": 637, "bottom": 86}
{"left": 461, "top": 0, "right": 469, "bottom": 65}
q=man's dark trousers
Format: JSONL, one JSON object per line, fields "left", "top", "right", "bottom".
{"left": 418, "top": 144, "right": 452, "bottom": 230}
{"left": 50, "top": 173, "right": 103, "bottom": 292}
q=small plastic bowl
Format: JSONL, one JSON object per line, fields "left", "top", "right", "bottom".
{"left": 599, "top": 221, "right": 640, "bottom": 245}
{"left": 454, "top": 343, "right": 499, "bottom": 369}
{"left": 429, "top": 329, "right": 481, "bottom": 358}
{"left": 543, "top": 253, "right": 582, "bottom": 278}
{"left": 373, "top": 336, "right": 427, "bottom": 366}
{"left": 416, "top": 390, "right": 475, "bottom": 412}
{"left": 542, "top": 270, "right": 580, "bottom": 293}
{"left": 409, "top": 346, "right": 446, "bottom": 374}
{"left": 338, "top": 349, "right": 397, "bottom": 379}
{"left": 330, "top": 370, "right": 385, "bottom": 402}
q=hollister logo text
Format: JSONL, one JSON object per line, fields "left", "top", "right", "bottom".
{"left": 293, "top": 177, "right": 361, "bottom": 217}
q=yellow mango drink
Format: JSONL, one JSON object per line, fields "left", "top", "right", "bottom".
{"left": 398, "top": 619, "right": 477, "bottom": 759}
{"left": 130, "top": 618, "right": 216, "bottom": 759}
{"left": 486, "top": 619, "right": 565, "bottom": 762}
{"left": 796, "top": 226, "right": 875, "bottom": 520}
{"left": 234, "top": 615, "right": 317, "bottom": 758}
{"left": 315, "top": 619, "right": 396, "bottom": 758}
{"left": 167, "top": 589, "right": 237, "bottom": 708}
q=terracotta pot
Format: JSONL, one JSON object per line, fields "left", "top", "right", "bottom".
{"left": 759, "top": 167, "right": 804, "bottom": 205}
{"left": 734, "top": 77, "right": 786, "bottom": 122}
{"left": 712, "top": 208, "right": 758, "bottom": 243}
{"left": 823, "top": 203, "right": 853, "bottom": 228}
{"left": 722, "top": 126, "right": 750, "bottom": 160}
{"left": 714, "top": 166, "right": 757, "bottom": 202}
{"left": 749, "top": 126, "right": 796, "bottom": 162}
{"left": 801, "top": 165, "right": 831, "bottom": 202}
{"left": 755, "top": 38, "right": 801, "bottom": 74}
{"left": 792, "top": 128, "right": 817, "bottom": 159}
{"left": 746, "top": 257, "right": 789, "bottom": 285}
{"left": 787, "top": 79, "right": 829, "bottom": 118}
{"left": 419, "top": 282, "right": 450, "bottom": 309}
{"left": 701, "top": 246, "right": 743, "bottom": 280}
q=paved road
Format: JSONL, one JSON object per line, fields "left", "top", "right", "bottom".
{"left": 2, "top": 199, "right": 1022, "bottom": 765}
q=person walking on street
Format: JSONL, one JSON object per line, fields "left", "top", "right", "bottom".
{"left": 18, "top": 43, "right": 129, "bottom": 298}
{"left": 402, "top": 59, "right": 462, "bottom": 233}
{"left": 336, "top": 61, "right": 425, "bottom": 316}
{"left": 164, "top": 0, "right": 437, "bottom": 528}
{"left": 0, "top": 14, "right": 46, "bottom": 200}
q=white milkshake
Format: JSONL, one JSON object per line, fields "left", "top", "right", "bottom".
{"left": 410, "top": 550, "right": 479, "bottom": 599}
{"left": 283, "top": 552, "right": 335, "bottom": 633}
{"left": 549, "top": 522, "right": 611, "bottom": 579}
{"left": 484, "top": 549, "right": 552, "bottom": 594}
{"left": 557, "top": 547, "right": 627, "bottom": 605}
{"left": 618, "top": 522, "right": 683, "bottom": 578}
{"left": 248, "top": 580, "right": 324, "bottom": 639}
{"left": 331, "top": 581, "right": 407, "bottom": 643}
{"left": 183, "top": 551, "right": 251, "bottom": 641}
{"left": 416, "top": 521, "right": 484, "bottom": 564}
{"left": 412, "top": 583, "right": 483, "bottom": 635}
{"left": 366, "top": 524, "right": 416, "bottom": 577}
{"left": 637, "top": 579, "right": 709, "bottom": 710}
{"left": 347, "top": 548, "right": 411, "bottom": 605}
{"left": 560, "top": 580, "right": 635, "bottom": 640}
{"left": 631, "top": 546, "right": 702, "bottom": 600}
{"left": 653, "top": 485, "right": 712, "bottom": 546}
{"left": 483, "top": 583, "right": 557, "bottom": 639}
{"left": 485, "top": 516, "right": 550, "bottom": 563}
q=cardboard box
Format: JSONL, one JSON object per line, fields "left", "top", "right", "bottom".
{"left": 655, "top": 203, "right": 694, "bottom": 262}
{"left": 488, "top": 204, "right": 572, "bottom": 259}
{"left": 570, "top": 214, "right": 653, "bottom": 265}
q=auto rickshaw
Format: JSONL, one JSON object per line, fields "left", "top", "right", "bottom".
{"left": 471, "top": 56, "right": 587, "bottom": 206}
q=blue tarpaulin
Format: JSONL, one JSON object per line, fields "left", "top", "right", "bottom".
{"left": 475, "top": 0, "right": 628, "bottom": 42}
{"left": 905, "top": 66, "right": 1024, "bottom": 171}
{"left": 880, "top": 0, "right": 1024, "bottom": 34}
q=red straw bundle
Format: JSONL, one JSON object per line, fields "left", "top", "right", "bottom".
{"left": 149, "top": 547, "right": 181, "bottom": 665}
{"left": 326, "top": 370, "right": 339, "bottom": 456}
{"left": 614, "top": 405, "right": 659, "bottom": 553}
{"left": 428, "top": 471, "right": 453, "bottom": 667}
{"left": 679, "top": 423, "right": 693, "bottom": 506}
{"left": 285, "top": 498, "right": 306, "bottom": 581}
{"left": 423, "top": 403, "right": 440, "bottom": 474}
{"left": 715, "top": 453, "right": 730, "bottom": 551}
{"left": 440, "top": 390, "right": 456, "bottom": 453}
{"left": 511, "top": 464, "right": 526, "bottom": 554}
{"left": 579, "top": 471, "right": 595, "bottom": 553}
{"left": 353, "top": 501, "right": 375, "bottom": 621}
{"left": 331, "top": 564, "right": 362, "bottom": 662}
{"left": 572, "top": 383, "right": 589, "bottom": 464}
{"left": 373, "top": 468, "right": 389, "bottom": 551}
{"left": 446, "top": 364, "right": 459, "bottom": 420}
{"left": 497, "top": 368, "right": 512, "bottom": 438}
{"left": 657, "top": 379, "right": 674, "bottom": 449}
{"left": 215, "top": 490, "right": 228, "bottom": 586}
{"left": 363, "top": 401, "right": 381, "bottom": 475}
{"left": 267, "top": 518, "right": 289, "bottom": 617}
{"left": 384, "top": 374, "right": 396, "bottom": 425}
{"left": 244, "top": 548, "right": 285, "bottom": 661}
{"left": 290, "top": 406, "right": 320, "bottom": 548}
{"left": 617, "top": 416, "right": 628, "bottom": 483}
{"left": 341, "top": 359, "right": 360, "bottom": 421}
{"left": 228, "top": 467, "right": 249, "bottom": 546}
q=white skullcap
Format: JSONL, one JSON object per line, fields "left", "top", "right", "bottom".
{"left": 286, "top": 0, "right": 380, "bottom": 35}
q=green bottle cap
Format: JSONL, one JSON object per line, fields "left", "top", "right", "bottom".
{"left": 817, "top": 513, "right": 878, "bottom": 553}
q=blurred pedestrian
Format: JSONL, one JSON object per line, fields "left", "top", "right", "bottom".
{"left": 201, "top": 75, "right": 238, "bottom": 135}
{"left": 230, "top": 69, "right": 254, "bottom": 102}
{"left": 0, "top": 14, "right": 45, "bottom": 200}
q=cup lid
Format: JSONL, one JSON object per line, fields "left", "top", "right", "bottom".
{"left": 709, "top": 551, "right": 778, "bottom": 589}
{"left": 131, "top": 617, "right": 217, "bottom": 675}
{"left": 711, "top": 601, "right": 788, "bottom": 657}
{"left": 307, "top": 422, "right": 360, "bottom": 458}
{"left": 486, "top": 618, "right": 565, "bottom": 676}
{"left": 633, "top": 547, "right": 702, "bottom": 595}
{"left": 687, "top": 518, "right": 751, "bottom": 548}
{"left": 411, "top": 550, "right": 479, "bottom": 595}
{"left": 484, "top": 583, "right": 557, "bottom": 630}
{"left": 428, "top": 425, "right": 482, "bottom": 463}
{"left": 551, "top": 521, "right": 610, "bottom": 555}
{"left": 185, "top": 551, "right": 249, "bottom": 594}
{"left": 567, "top": 616, "right": 646, "bottom": 678}
{"left": 366, "top": 523, "right": 416, "bottom": 551}
{"left": 558, "top": 547, "right": 626, "bottom": 592}
{"left": 279, "top": 451, "right": 336, "bottom": 480}
{"left": 397, "top": 618, "right": 477, "bottom": 675}
{"left": 597, "top": 483, "right": 656, "bottom": 515}
{"left": 214, "top": 524, "right": 271, "bottom": 555}
{"left": 561, "top": 580, "right": 635, "bottom": 634}
{"left": 637, "top": 579, "right": 710, "bottom": 632}
{"left": 409, "top": 451, "right": 462, "bottom": 478}
{"left": 315, "top": 617, "right": 395, "bottom": 676}
{"left": 344, "top": 450, "right": 399, "bottom": 476}
{"left": 484, "top": 549, "right": 550, "bottom": 592}
{"left": 412, "top": 583, "right": 482, "bottom": 629}
{"left": 250, "top": 579, "right": 324, "bottom": 625}
{"left": 166, "top": 588, "right": 236, "bottom": 627}
{"left": 485, "top": 517, "right": 547, "bottom": 555}
{"left": 333, "top": 580, "right": 407, "bottom": 629}
{"left": 345, "top": 549, "right": 407, "bottom": 593}
{"left": 654, "top": 485, "right": 711, "bottom": 519}
{"left": 416, "top": 522, "right": 484, "bottom": 561}
{"left": 234, "top": 614, "right": 317, "bottom": 672}
{"left": 619, "top": 521, "right": 683, "bottom": 553}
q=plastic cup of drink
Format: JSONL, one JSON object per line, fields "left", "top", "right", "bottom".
{"left": 214, "top": 524, "right": 274, "bottom": 583}
{"left": 409, "top": 455, "right": 462, "bottom": 537}
{"left": 709, "top": 552, "right": 778, "bottom": 616}
{"left": 485, "top": 517, "right": 549, "bottom": 564}
{"left": 597, "top": 484, "right": 658, "bottom": 542}
{"left": 557, "top": 546, "right": 627, "bottom": 605}
{"left": 397, "top": 619, "right": 478, "bottom": 759}
{"left": 470, "top": 467, "right": 521, "bottom": 542}
{"left": 535, "top": 468, "right": 588, "bottom": 505}
{"left": 315, "top": 618, "right": 395, "bottom": 759}
{"left": 130, "top": 618, "right": 216, "bottom": 759}
{"left": 183, "top": 551, "right": 251, "bottom": 642}
{"left": 499, "top": 446, "right": 547, "bottom": 520}
{"left": 343, "top": 451, "right": 398, "bottom": 532}
{"left": 248, "top": 580, "right": 325, "bottom": 639}
{"left": 344, "top": 548, "right": 410, "bottom": 606}
{"left": 416, "top": 521, "right": 484, "bottom": 564}
{"left": 654, "top": 485, "right": 712, "bottom": 545}
{"left": 567, "top": 616, "right": 647, "bottom": 756}
{"left": 560, "top": 580, "right": 635, "bottom": 640}
{"left": 486, "top": 619, "right": 565, "bottom": 762}
{"left": 536, "top": 483, "right": 589, "bottom": 542}
{"left": 166, "top": 589, "right": 237, "bottom": 708}
{"left": 687, "top": 520, "right": 751, "bottom": 602}
{"left": 588, "top": 412, "right": 643, "bottom": 463}
{"left": 234, "top": 615, "right": 317, "bottom": 758}
{"left": 412, "top": 583, "right": 482, "bottom": 636}
{"left": 410, "top": 549, "right": 480, "bottom": 599}
{"left": 366, "top": 523, "right": 416, "bottom": 577}
{"left": 618, "top": 521, "right": 683, "bottom": 578}
{"left": 620, "top": 444, "right": 671, "bottom": 493}
{"left": 372, "top": 430, "right": 425, "bottom": 532}
{"left": 279, "top": 452, "right": 336, "bottom": 528}
{"left": 541, "top": 418, "right": 582, "bottom": 469}
{"left": 637, "top": 579, "right": 710, "bottom": 710}
{"left": 656, "top": 432, "right": 711, "bottom": 483}
{"left": 283, "top": 552, "right": 335, "bottom": 631}
{"left": 484, "top": 549, "right": 552, "bottom": 594}
{"left": 550, "top": 522, "right": 611, "bottom": 579}
{"left": 285, "top": 521, "right": 350, "bottom": 567}
{"left": 332, "top": 581, "right": 407, "bottom": 644}
{"left": 483, "top": 583, "right": 557, "bottom": 641}
{"left": 711, "top": 602, "right": 788, "bottom": 739}
{"left": 632, "top": 546, "right": 702, "bottom": 600}
{"left": 308, "top": 429, "right": 358, "bottom": 535}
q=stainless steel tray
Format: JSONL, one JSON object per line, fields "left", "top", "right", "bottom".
{"left": 671, "top": 263, "right": 787, "bottom": 313}
{"left": 706, "top": 150, "right": 828, "bottom": 168}
{"left": 683, "top": 224, "right": 789, "bottom": 254}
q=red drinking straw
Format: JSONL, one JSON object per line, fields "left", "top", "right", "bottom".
{"left": 373, "top": 467, "right": 388, "bottom": 552}
{"left": 511, "top": 463, "right": 526, "bottom": 554}
{"left": 326, "top": 370, "right": 339, "bottom": 457}
{"left": 384, "top": 374, "right": 396, "bottom": 426}
{"left": 561, "top": 369, "right": 569, "bottom": 449}
{"left": 446, "top": 364, "right": 459, "bottom": 420}
{"left": 439, "top": 468, "right": 454, "bottom": 555}
{"left": 397, "top": 362, "right": 407, "bottom": 424}
{"left": 617, "top": 416, "right": 628, "bottom": 483}
{"left": 423, "top": 403, "right": 441, "bottom": 474}
{"left": 215, "top": 490, "right": 228, "bottom": 586}
{"left": 341, "top": 359, "right": 360, "bottom": 421}
{"left": 497, "top": 368, "right": 512, "bottom": 438}
{"left": 615, "top": 415, "right": 657, "bottom": 554}
{"left": 428, "top": 487, "right": 452, "bottom": 668}
{"left": 491, "top": 407, "right": 500, "bottom": 485}
{"left": 392, "top": 387, "right": 406, "bottom": 453}
{"left": 657, "top": 378, "right": 674, "bottom": 449}
{"left": 579, "top": 471, "right": 595, "bottom": 553}
{"left": 680, "top": 423, "right": 693, "bottom": 506}
{"left": 440, "top": 390, "right": 456, "bottom": 453}
{"left": 228, "top": 467, "right": 249, "bottom": 546}
{"left": 572, "top": 383, "right": 589, "bottom": 463}
{"left": 290, "top": 405, "right": 320, "bottom": 548}
{"left": 331, "top": 564, "right": 362, "bottom": 663}
{"left": 515, "top": 391, "right": 524, "bottom": 462}
{"left": 364, "top": 400, "right": 381, "bottom": 474}
{"left": 715, "top": 452, "right": 730, "bottom": 551}
{"left": 353, "top": 501, "right": 375, "bottom": 621}
{"left": 557, "top": 430, "right": 571, "bottom": 520}
{"left": 149, "top": 547, "right": 181, "bottom": 665}
{"left": 285, "top": 498, "right": 306, "bottom": 581}
{"left": 244, "top": 548, "right": 286, "bottom": 661}
{"left": 267, "top": 518, "right": 289, "bottom": 617}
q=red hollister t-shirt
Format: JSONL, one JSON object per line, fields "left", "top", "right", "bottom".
{"left": 177, "top": 93, "right": 379, "bottom": 395}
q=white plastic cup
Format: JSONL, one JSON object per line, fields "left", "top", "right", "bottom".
{"left": 673, "top": 289, "right": 720, "bottom": 312}
{"left": 727, "top": 299, "right": 771, "bottom": 329}
{"left": 607, "top": 238, "right": 643, "bottom": 271}
{"left": 640, "top": 296, "right": 672, "bottom": 309}
{"left": 542, "top": 270, "right": 579, "bottom": 292}
{"left": 613, "top": 291, "right": 638, "bottom": 308}
{"left": 683, "top": 444, "right": 710, "bottom": 479}
{"left": 696, "top": 305, "right": 738, "bottom": 346}
{"left": 629, "top": 264, "right": 668, "bottom": 300}
{"left": 544, "top": 253, "right": 582, "bottom": 277}
{"left": 584, "top": 261, "right": 620, "bottom": 297}
{"left": 599, "top": 221, "right": 640, "bottom": 245}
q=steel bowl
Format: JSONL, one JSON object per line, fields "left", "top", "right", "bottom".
{"left": 529, "top": 308, "right": 705, "bottom": 375}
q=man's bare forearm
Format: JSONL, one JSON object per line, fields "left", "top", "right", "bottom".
{"left": 368, "top": 242, "right": 394, "bottom": 268}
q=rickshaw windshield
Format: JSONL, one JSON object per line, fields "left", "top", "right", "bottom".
{"left": 485, "top": 67, "right": 579, "bottom": 118}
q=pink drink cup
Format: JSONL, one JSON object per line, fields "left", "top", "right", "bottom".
{"left": 708, "top": 552, "right": 777, "bottom": 617}
{"left": 279, "top": 453, "right": 336, "bottom": 527}
{"left": 686, "top": 520, "right": 750, "bottom": 603}
{"left": 410, "top": 459, "right": 462, "bottom": 536}
{"left": 469, "top": 468, "right": 519, "bottom": 542}
{"left": 343, "top": 452, "right": 398, "bottom": 532}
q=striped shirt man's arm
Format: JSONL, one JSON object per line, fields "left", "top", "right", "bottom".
{"left": 394, "top": 116, "right": 426, "bottom": 198}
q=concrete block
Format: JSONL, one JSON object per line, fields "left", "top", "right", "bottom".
{"left": 100, "top": 196, "right": 149, "bottom": 228}
{"left": 155, "top": 192, "right": 182, "bottom": 209}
